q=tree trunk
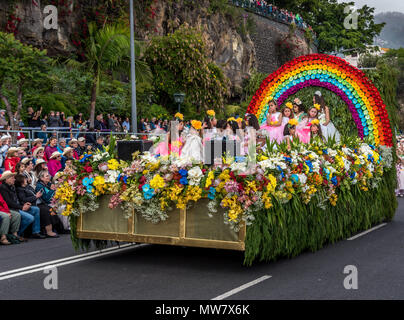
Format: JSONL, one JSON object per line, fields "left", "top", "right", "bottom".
{"left": 89, "top": 77, "right": 98, "bottom": 129}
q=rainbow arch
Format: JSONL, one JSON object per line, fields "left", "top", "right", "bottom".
{"left": 247, "top": 54, "right": 393, "bottom": 147}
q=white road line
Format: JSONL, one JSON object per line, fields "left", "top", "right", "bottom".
{"left": 0, "top": 243, "right": 149, "bottom": 281}
{"left": 347, "top": 223, "right": 387, "bottom": 240}
{"left": 0, "top": 243, "right": 135, "bottom": 277}
{"left": 211, "top": 275, "right": 272, "bottom": 300}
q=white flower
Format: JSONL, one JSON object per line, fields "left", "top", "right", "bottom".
{"left": 230, "top": 162, "right": 247, "bottom": 174}
{"left": 106, "top": 170, "right": 119, "bottom": 184}
{"left": 297, "top": 174, "right": 307, "bottom": 185}
{"left": 188, "top": 166, "right": 203, "bottom": 185}
{"left": 173, "top": 157, "right": 192, "bottom": 168}
{"left": 328, "top": 149, "right": 337, "bottom": 157}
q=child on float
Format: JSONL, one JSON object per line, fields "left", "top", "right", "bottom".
{"left": 152, "top": 116, "right": 184, "bottom": 157}
{"left": 260, "top": 99, "right": 284, "bottom": 144}
{"left": 313, "top": 91, "right": 341, "bottom": 143}
{"left": 280, "top": 102, "right": 294, "bottom": 133}
{"left": 292, "top": 98, "right": 307, "bottom": 122}
{"left": 244, "top": 113, "right": 261, "bottom": 154}
{"left": 180, "top": 120, "right": 204, "bottom": 162}
{"left": 309, "top": 119, "right": 324, "bottom": 143}
{"left": 296, "top": 104, "right": 320, "bottom": 144}
{"left": 283, "top": 119, "right": 300, "bottom": 150}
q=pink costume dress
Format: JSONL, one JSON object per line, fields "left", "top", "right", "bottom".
{"left": 260, "top": 112, "right": 284, "bottom": 144}
{"left": 296, "top": 117, "right": 313, "bottom": 144}
{"left": 152, "top": 137, "right": 183, "bottom": 157}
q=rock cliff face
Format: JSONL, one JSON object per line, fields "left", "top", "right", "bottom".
{"left": 0, "top": 0, "right": 316, "bottom": 94}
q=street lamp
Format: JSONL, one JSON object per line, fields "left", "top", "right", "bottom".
{"left": 129, "top": 0, "right": 137, "bottom": 133}
{"left": 173, "top": 92, "right": 186, "bottom": 113}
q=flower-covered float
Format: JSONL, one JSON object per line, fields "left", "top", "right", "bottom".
{"left": 53, "top": 55, "right": 398, "bottom": 266}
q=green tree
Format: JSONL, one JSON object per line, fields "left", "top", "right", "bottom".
{"left": 271, "top": 0, "right": 384, "bottom": 53}
{"left": 144, "top": 27, "right": 230, "bottom": 116}
{"left": 68, "top": 22, "right": 151, "bottom": 128}
{"left": 0, "top": 32, "right": 51, "bottom": 129}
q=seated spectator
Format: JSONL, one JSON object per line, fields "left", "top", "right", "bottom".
{"left": 48, "top": 152, "right": 62, "bottom": 177}
{"left": 85, "top": 128, "right": 97, "bottom": 145}
{"left": 36, "top": 124, "right": 49, "bottom": 144}
{"left": 44, "top": 137, "right": 58, "bottom": 161}
{"left": 4, "top": 147, "right": 20, "bottom": 172}
{"left": 33, "top": 147, "right": 45, "bottom": 165}
{"left": 0, "top": 190, "right": 21, "bottom": 245}
{"left": 16, "top": 174, "right": 59, "bottom": 238}
{"left": 17, "top": 147, "right": 27, "bottom": 159}
{"left": 17, "top": 138, "right": 29, "bottom": 152}
{"left": 32, "top": 159, "right": 48, "bottom": 188}
{"left": 21, "top": 158, "right": 35, "bottom": 185}
{"left": 68, "top": 139, "right": 80, "bottom": 159}
{"left": 61, "top": 147, "right": 74, "bottom": 170}
{"left": 94, "top": 135, "right": 105, "bottom": 152}
{"left": 57, "top": 138, "right": 67, "bottom": 154}
{"left": 14, "top": 161, "right": 26, "bottom": 176}
{"left": 75, "top": 137, "right": 87, "bottom": 158}
{"left": 0, "top": 171, "right": 44, "bottom": 239}
{"left": 0, "top": 135, "right": 11, "bottom": 168}
{"left": 31, "top": 138, "right": 43, "bottom": 155}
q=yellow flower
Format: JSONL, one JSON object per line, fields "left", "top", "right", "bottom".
{"left": 227, "top": 117, "right": 236, "bottom": 122}
{"left": 108, "top": 159, "right": 120, "bottom": 170}
{"left": 150, "top": 174, "right": 165, "bottom": 189}
{"left": 191, "top": 120, "right": 202, "bottom": 130}
{"left": 311, "top": 119, "right": 320, "bottom": 125}
{"left": 207, "top": 109, "right": 215, "bottom": 117}
{"left": 175, "top": 112, "right": 184, "bottom": 120}
{"left": 313, "top": 104, "right": 321, "bottom": 111}
{"left": 285, "top": 102, "right": 293, "bottom": 109}
{"left": 288, "top": 118, "right": 298, "bottom": 126}
{"left": 205, "top": 171, "right": 215, "bottom": 188}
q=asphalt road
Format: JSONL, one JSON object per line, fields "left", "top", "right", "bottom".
{"left": 1, "top": 198, "right": 403, "bottom": 300}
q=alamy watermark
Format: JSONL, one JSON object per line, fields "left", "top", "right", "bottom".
{"left": 344, "top": 6, "right": 358, "bottom": 30}
{"left": 343, "top": 265, "right": 358, "bottom": 290}
{"left": 43, "top": 265, "right": 58, "bottom": 290}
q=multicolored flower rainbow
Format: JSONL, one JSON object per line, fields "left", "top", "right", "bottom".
{"left": 247, "top": 54, "right": 393, "bottom": 147}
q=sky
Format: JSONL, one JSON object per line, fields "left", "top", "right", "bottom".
{"left": 337, "top": 0, "right": 404, "bottom": 13}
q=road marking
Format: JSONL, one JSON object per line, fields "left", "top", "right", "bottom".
{"left": 211, "top": 275, "right": 272, "bottom": 300}
{"left": 0, "top": 243, "right": 149, "bottom": 281}
{"left": 347, "top": 223, "right": 387, "bottom": 240}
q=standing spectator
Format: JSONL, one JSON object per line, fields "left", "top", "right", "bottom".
{"left": 85, "top": 128, "right": 97, "bottom": 146}
{"left": 27, "top": 107, "right": 42, "bottom": 128}
{"left": 36, "top": 124, "right": 49, "bottom": 144}
{"left": 122, "top": 117, "right": 130, "bottom": 132}
{"left": 48, "top": 152, "right": 62, "bottom": 177}
{"left": 4, "top": 147, "right": 20, "bottom": 172}
{"left": 44, "top": 137, "right": 58, "bottom": 161}
{"left": 0, "top": 171, "right": 44, "bottom": 239}
{"left": 48, "top": 111, "right": 58, "bottom": 128}
{"left": 0, "top": 191, "right": 21, "bottom": 245}
{"left": 94, "top": 114, "right": 106, "bottom": 131}
{"left": 0, "top": 135, "right": 11, "bottom": 168}
{"left": 107, "top": 114, "right": 115, "bottom": 131}
{"left": 0, "top": 109, "right": 8, "bottom": 129}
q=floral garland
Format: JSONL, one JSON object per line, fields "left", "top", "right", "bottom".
{"left": 52, "top": 138, "right": 393, "bottom": 232}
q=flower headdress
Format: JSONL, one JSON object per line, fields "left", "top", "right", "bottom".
{"left": 313, "top": 104, "right": 321, "bottom": 111}
{"left": 288, "top": 118, "right": 298, "bottom": 126}
{"left": 285, "top": 102, "right": 293, "bottom": 109}
{"left": 175, "top": 112, "right": 184, "bottom": 121}
{"left": 311, "top": 119, "right": 320, "bottom": 126}
{"left": 227, "top": 117, "right": 236, "bottom": 122}
{"left": 191, "top": 120, "right": 202, "bottom": 130}
{"left": 206, "top": 110, "right": 215, "bottom": 119}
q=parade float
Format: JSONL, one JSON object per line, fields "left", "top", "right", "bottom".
{"left": 53, "top": 54, "right": 397, "bottom": 265}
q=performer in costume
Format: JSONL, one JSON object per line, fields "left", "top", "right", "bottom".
{"left": 313, "top": 91, "right": 341, "bottom": 143}
{"left": 309, "top": 119, "right": 324, "bottom": 143}
{"left": 260, "top": 100, "right": 284, "bottom": 143}
{"left": 280, "top": 102, "right": 294, "bottom": 134}
{"left": 152, "top": 113, "right": 184, "bottom": 157}
{"left": 293, "top": 98, "right": 307, "bottom": 122}
{"left": 296, "top": 105, "right": 320, "bottom": 144}
{"left": 180, "top": 120, "right": 204, "bottom": 162}
{"left": 283, "top": 118, "right": 300, "bottom": 150}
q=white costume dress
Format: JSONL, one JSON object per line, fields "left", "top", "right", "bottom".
{"left": 319, "top": 111, "right": 340, "bottom": 143}
{"left": 180, "top": 127, "right": 203, "bottom": 162}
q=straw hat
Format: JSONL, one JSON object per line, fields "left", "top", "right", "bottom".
{"left": 21, "top": 157, "right": 32, "bottom": 165}
{"left": 32, "top": 138, "right": 43, "bottom": 146}
{"left": 7, "top": 147, "right": 19, "bottom": 156}
{"left": 0, "top": 135, "right": 10, "bottom": 141}
{"left": 68, "top": 139, "right": 78, "bottom": 146}
{"left": 0, "top": 170, "right": 16, "bottom": 181}
{"left": 34, "top": 159, "right": 46, "bottom": 167}
{"left": 78, "top": 137, "right": 85, "bottom": 142}
{"left": 33, "top": 147, "right": 44, "bottom": 158}
{"left": 17, "top": 138, "right": 29, "bottom": 145}
{"left": 62, "top": 147, "right": 73, "bottom": 156}
{"left": 50, "top": 151, "right": 62, "bottom": 159}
